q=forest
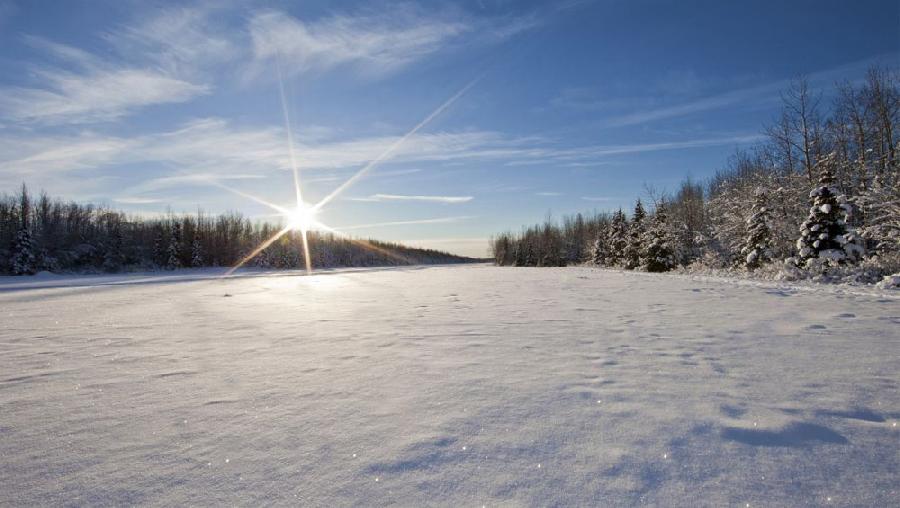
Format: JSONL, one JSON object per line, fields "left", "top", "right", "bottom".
{"left": 491, "top": 67, "right": 899, "bottom": 285}
{"left": 0, "top": 189, "right": 473, "bottom": 275}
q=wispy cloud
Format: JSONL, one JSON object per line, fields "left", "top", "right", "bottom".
{"left": 125, "top": 173, "right": 266, "bottom": 195}
{"left": 535, "top": 191, "right": 563, "bottom": 196}
{"left": 400, "top": 237, "right": 490, "bottom": 257}
{"left": 0, "top": 133, "right": 137, "bottom": 174}
{"left": 555, "top": 54, "right": 899, "bottom": 128}
{"left": 0, "top": 35, "right": 208, "bottom": 125}
{"left": 246, "top": 7, "right": 536, "bottom": 81}
{"left": 113, "top": 197, "right": 163, "bottom": 204}
{"left": 336, "top": 215, "right": 476, "bottom": 230}
{"left": 349, "top": 193, "right": 473, "bottom": 203}
{"left": 105, "top": 5, "right": 239, "bottom": 80}
{"left": 603, "top": 84, "right": 779, "bottom": 127}
{"left": 581, "top": 196, "right": 613, "bottom": 202}
{"left": 0, "top": 116, "right": 763, "bottom": 191}
{"left": 0, "top": 69, "right": 208, "bottom": 125}
{"left": 570, "top": 135, "right": 765, "bottom": 157}
{"left": 248, "top": 9, "right": 468, "bottom": 79}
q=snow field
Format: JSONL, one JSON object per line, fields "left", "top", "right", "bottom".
{"left": 0, "top": 265, "right": 897, "bottom": 506}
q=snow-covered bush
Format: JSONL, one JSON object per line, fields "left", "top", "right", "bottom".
{"left": 878, "top": 273, "right": 900, "bottom": 289}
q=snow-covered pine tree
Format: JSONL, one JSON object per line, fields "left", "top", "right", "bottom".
{"left": 166, "top": 222, "right": 182, "bottom": 270}
{"left": 624, "top": 200, "right": 646, "bottom": 269}
{"left": 11, "top": 226, "right": 36, "bottom": 275}
{"left": 190, "top": 232, "right": 203, "bottom": 267}
{"left": 604, "top": 208, "right": 628, "bottom": 267}
{"left": 642, "top": 206, "right": 678, "bottom": 272}
{"left": 794, "top": 155, "right": 864, "bottom": 268}
{"left": 591, "top": 236, "right": 604, "bottom": 265}
{"left": 740, "top": 188, "right": 774, "bottom": 269}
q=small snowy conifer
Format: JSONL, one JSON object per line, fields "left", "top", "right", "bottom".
{"left": 11, "top": 227, "right": 36, "bottom": 275}
{"left": 643, "top": 206, "right": 678, "bottom": 272}
{"left": 102, "top": 228, "right": 125, "bottom": 272}
{"left": 794, "top": 155, "right": 864, "bottom": 267}
{"left": 624, "top": 200, "right": 646, "bottom": 269}
{"left": 602, "top": 209, "right": 628, "bottom": 267}
{"left": 166, "top": 222, "right": 182, "bottom": 269}
{"left": 741, "top": 188, "right": 774, "bottom": 269}
{"left": 190, "top": 232, "right": 203, "bottom": 267}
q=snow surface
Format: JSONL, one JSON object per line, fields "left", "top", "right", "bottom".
{"left": 1, "top": 265, "right": 898, "bottom": 506}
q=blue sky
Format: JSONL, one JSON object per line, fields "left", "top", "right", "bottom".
{"left": 0, "top": 0, "right": 896, "bottom": 256}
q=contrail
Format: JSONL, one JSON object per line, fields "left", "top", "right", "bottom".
{"left": 312, "top": 74, "right": 483, "bottom": 212}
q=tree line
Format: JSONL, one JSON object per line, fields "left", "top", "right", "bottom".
{"left": 491, "top": 67, "right": 899, "bottom": 283}
{"left": 0, "top": 188, "right": 473, "bottom": 275}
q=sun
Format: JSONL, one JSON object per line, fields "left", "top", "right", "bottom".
{"left": 219, "top": 71, "right": 477, "bottom": 277}
{"left": 287, "top": 203, "right": 318, "bottom": 231}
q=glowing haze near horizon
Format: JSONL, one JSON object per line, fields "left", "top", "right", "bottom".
{"left": 0, "top": 0, "right": 896, "bottom": 257}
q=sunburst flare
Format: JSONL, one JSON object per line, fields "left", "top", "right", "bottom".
{"left": 215, "top": 73, "right": 479, "bottom": 277}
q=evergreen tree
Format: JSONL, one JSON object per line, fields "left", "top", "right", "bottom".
{"left": 624, "top": 200, "right": 646, "bottom": 269}
{"left": 254, "top": 247, "right": 272, "bottom": 268}
{"left": 11, "top": 227, "right": 36, "bottom": 275}
{"left": 795, "top": 156, "right": 864, "bottom": 267}
{"left": 102, "top": 227, "right": 125, "bottom": 272}
{"left": 166, "top": 222, "right": 182, "bottom": 269}
{"left": 604, "top": 209, "right": 628, "bottom": 267}
{"left": 190, "top": 232, "right": 204, "bottom": 267}
{"left": 152, "top": 229, "right": 165, "bottom": 267}
{"left": 591, "top": 236, "right": 605, "bottom": 265}
{"left": 740, "top": 189, "right": 774, "bottom": 269}
{"left": 643, "top": 206, "right": 678, "bottom": 272}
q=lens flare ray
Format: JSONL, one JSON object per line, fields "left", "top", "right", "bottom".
{"left": 225, "top": 225, "right": 292, "bottom": 276}
{"left": 312, "top": 76, "right": 482, "bottom": 212}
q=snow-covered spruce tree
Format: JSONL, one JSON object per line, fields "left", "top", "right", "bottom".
{"left": 642, "top": 206, "right": 678, "bottom": 272}
{"left": 624, "top": 200, "right": 646, "bottom": 269}
{"left": 793, "top": 155, "right": 864, "bottom": 269}
{"left": 166, "top": 222, "right": 182, "bottom": 270}
{"left": 740, "top": 188, "right": 774, "bottom": 270}
{"left": 601, "top": 209, "right": 628, "bottom": 267}
{"left": 591, "top": 236, "right": 605, "bottom": 265}
{"left": 190, "top": 232, "right": 204, "bottom": 267}
{"left": 11, "top": 226, "right": 36, "bottom": 275}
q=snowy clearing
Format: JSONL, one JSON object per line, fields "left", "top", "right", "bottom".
{"left": 1, "top": 265, "right": 898, "bottom": 506}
